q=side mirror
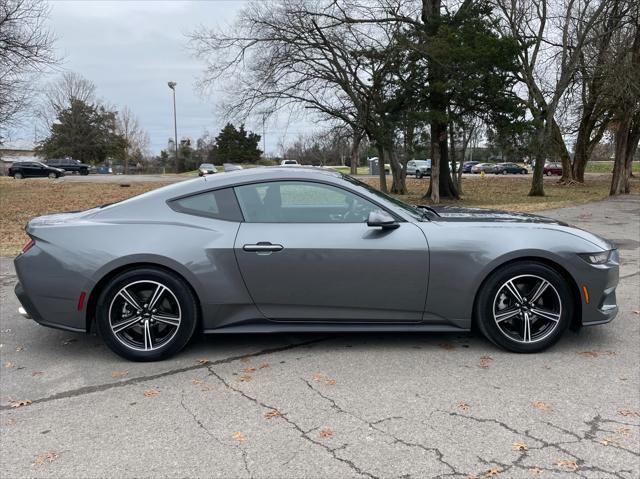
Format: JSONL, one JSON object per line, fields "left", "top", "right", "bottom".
{"left": 367, "top": 210, "right": 399, "bottom": 230}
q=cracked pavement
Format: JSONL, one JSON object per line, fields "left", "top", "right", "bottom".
{"left": 1, "top": 195, "right": 639, "bottom": 478}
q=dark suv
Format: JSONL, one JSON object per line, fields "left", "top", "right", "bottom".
{"left": 46, "top": 159, "right": 90, "bottom": 175}
{"left": 8, "top": 162, "right": 65, "bottom": 179}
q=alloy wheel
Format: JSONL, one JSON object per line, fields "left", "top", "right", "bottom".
{"left": 492, "top": 274, "right": 562, "bottom": 343}
{"left": 108, "top": 280, "right": 182, "bottom": 351}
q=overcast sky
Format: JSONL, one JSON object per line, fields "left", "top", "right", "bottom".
{"left": 14, "top": 0, "right": 313, "bottom": 155}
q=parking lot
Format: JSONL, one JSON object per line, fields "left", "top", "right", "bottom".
{"left": 0, "top": 195, "right": 638, "bottom": 478}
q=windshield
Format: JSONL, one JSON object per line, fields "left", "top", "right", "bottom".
{"left": 341, "top": 175, "right": 424, "bottom": 221}
{"left": 415, "top": 160, "right": 430, "bottom": 166}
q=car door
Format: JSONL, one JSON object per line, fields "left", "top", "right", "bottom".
{"left": 21, "top": 163, "right": 39, "bottom": 177}
{"left": 233, "top": 180, "right": 429, "bottom": 322}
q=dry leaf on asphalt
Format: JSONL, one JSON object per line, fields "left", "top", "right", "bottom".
{"left": 143, "top": 389, "right": 160, "bottom": 397}
{"left": 512, "top": 442, "right": 528, "bottom": 451}
{"left": 484, "top": 467, "right": 502, "bottom": 477}
{"left": 599, "top": 437, "right": 615, "bottom": 446}
{"left": 196, "top": 358, "right": 209, "bottom": 365}
{"left": 33, "top": 451, "right": 59, "bottom": 466}
{"left": 4, "top": 362, "right": 15, "bottom": 369}
{"left": 238, "top": 374, "right": 252, "bottom": 382}
{"left": 259, "top": 363, "right": 269, "bottom": 369}
{"left": 264, "top": 410, "right": 282, "bottom": 419}
{"left": 555, "top": 459, "right": 579, "bottom": 471}
{"left": 244, "top": 367, "right": 256, "bottom": 373}
{"left": 111, "top": 371, "right": 128, "bottom": 378}
{"left": 616, "top": 427, "right": 632, "bottom": 436}
{"left": 478, "top": 356, "right": 493, "bottom": 368}
{"left": 9, "top": 399, "right": 32, "bottom": 408}
{"left": 31, "top": 371, "right": 44, "bottom": 377}
{"left": 458, "top": 402, "right": 471, "bottom": 412}
{"left": 632, "top": 310, "right": 639, "bottom": 315}
{"left": 313, "top": 373, "right": 337, "bottom": 385}
{"left": 233, "top": 431, "right": 247, "bottom": 443}
{"left": 191, "top": 378, "right": 204, "bottom": 385}
{"left": 532, "top": 401, "right": 552, "bottom": 411}
{"left": 528, "top": 467, "right": 543, "bottom": 476}
{"left": 578, "top": 350, "right": 616, "bottom": 358}
{"left": 618, "top": 409, "right": 640, "bottom": 417}
{"left": 319, "top": 428, "right": 333, "bottom": 438}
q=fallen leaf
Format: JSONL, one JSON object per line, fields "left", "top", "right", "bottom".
{"left": 616, "top": 427, "right": 631, "bottom": 436}
{"left": 632, "top": 310, "right": 639, "bottom": 315}
{"left": 532, "top": 401, "right": 552, "bottom": 412}
{"left": 4, "top": 361, "right": 15, "bottom": 369}
{"left": 191, "top": 378, "right": 204, "bottom": 385}
{"left": 313, "top": 373, "right": 337, "bottom": 385}
{"left": 233, "top": 431, "right": 246, "bottom": 443}
{"left": 618, "top": 409, "right": 640, "bottom": 418}
{"left": 10, "top": 399, "right": 32, "bottom": 408}
{"left": 599, "top": 437, "right": 615, "bottom": 446}
{"left": 458, "top": 402, "right": 471, "bottom": 412}
{"left": 196, "top": 358, "right": 209, "bottom": 365}
{"left": 325, "top": 379, "right": 337, "bottom": 385}
{"left": 484, "top": 467, "right": 502, "bottom": 477}
{"left": 512, "top": 442, "right": 528, "bottom": 451}
{"left": 555, "top": 459, "right": 579, "bottom": 471}
{"left": 15, "top": 345, "right": 24, "bottom": 352}
{"left": 143, "top": 389, "right": 160, "bottom": 397}
{"left": 33, "top": 451, "right": 59, "bottom": 466}
{"left": 528, "top": 467, "right": 543, "bottom": 476}
{"left": 31, "top": 371, "right": 45, "bottom": 377}
{"left": 259, "top": 363, "right": 270, "bottom": 369}
{"left": 578, "top": 350, "right": 616, "bottom": 358}
{"left": 240, "top": 357, "right": 251, "bottom": 363}
{"left": 264, "top": 410, "right": 282, "bottom": 419}
{"left": 319, "top": 428, "right": 333, "bottom": 438}
{"left": 111, "top": 371, "right": 128, "bottom": 379}
{"left": 439, "top": 343, "right": 456, "bottom": 351}
{"left": 479, "top": 356, "right": 493, "bottom": 368}
{"left": 238, "top": 374, "right": 252, "bottom": 382}
{"left": 244, "top": 367, "right": 256, "bottom": 373}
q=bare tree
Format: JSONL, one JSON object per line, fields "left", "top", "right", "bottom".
{"left": 116, "top": 106, "right": 150, "bottom": 174}
{"left": 495, "top": 0, "right": 613, "bottom": 195}
{"left": 36, "top": 71, "right": 97, "bottom": 129}
{"left": 0, "top": 0, "right": 57, "bottom": 135}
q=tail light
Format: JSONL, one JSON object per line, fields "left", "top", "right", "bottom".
{"left": 21, "top": 238, "right": 35, "bottom": 254}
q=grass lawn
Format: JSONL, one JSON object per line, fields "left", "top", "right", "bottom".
{"left": 0, "top": 173, "right": 637, "bottom": 256}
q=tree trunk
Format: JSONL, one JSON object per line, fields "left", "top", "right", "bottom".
{"left": 388, "top": 148, "right": 407, "bottom": 194}
{"left": 350, "top": 130, "right": 361, "bottom": 175}
{"left": 611, "top": 113, "right": 632, "bottom": 195}
{"left": 550, "top": 119, "right": 573, "bottom": 182}
{"left": 529, "top": 125, "right": 547, "bottom": 196}
{"left": 376, "top": 145, "right": 388, "bottom": 193}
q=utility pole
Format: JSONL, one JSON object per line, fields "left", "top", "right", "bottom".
{"left": 167, "top": 81, "right": 179, "bottom": 172}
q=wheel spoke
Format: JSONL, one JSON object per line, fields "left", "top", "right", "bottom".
{"left": 523, "top": 312, "right": 532, "bottom": 342}
{"left": 504, "top": 280, "right": 524, "bottom": 303}
{"left": 147, "top": 284, "right": 166, "bottom": 311}
{"left": 152, "top": 314, "right": 180, "bottom": 327}
{"left": 119, "top": 288, "right": 142, "bottom": 311}
{"left": 529, "top": 279, "right": 550, "bottom": 304}
{"left": 495, "top": 308, "right": 520, "bottom": 323}
{"left": 112, "top": 316, "right": 141, "bottom": 334}
{"left": 143, "top": 320, "right": 153, "bottom": 350}
{"left": 531, "top": 307, "right": 560, "bottom": 322}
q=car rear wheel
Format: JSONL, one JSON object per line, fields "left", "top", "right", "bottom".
{"left": 502, "top": 170, "right": 507, "bottom": 175}
{"left": 96, "top": 268, "right": 198, "bottom": 361}
{"left": 80, "top": 169, "right": 89, "bottom": 176}
{"left": 416, "top": 171, "right": 423, "bottom": 179}
{"left": 14, "top": 172, "right": 23, "bottom": 179}
{"left": 48, "top": 172, "right": 57, "bottom": 179}
{"left": 545, "top": 171, "right": 552, "bottom": 176}
{"left": 476, "top": 262, "right": 572, "bottom": 353}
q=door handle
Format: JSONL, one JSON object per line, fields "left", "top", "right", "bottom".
{"left": 243, "top": 242, "right": 284, "bottom": 253}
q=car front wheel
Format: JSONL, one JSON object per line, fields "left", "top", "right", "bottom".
{"left": 416, "top": 171, "right": 422, "bottom": 179}
{"left": 48, "top": 172, "right": 57, "bottom": 179}
{"left": 14, "top": 172, "right": 23, "bottom": 179}
{"left": 476, "top": 262, "right": 572, "bottom": 353}
{"left": 96, "top": 267, "right": 198, "bottom": 361}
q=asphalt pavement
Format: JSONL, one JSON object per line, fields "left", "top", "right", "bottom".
{"left": 0, "top": 195, "right": 638, "bottom": 478}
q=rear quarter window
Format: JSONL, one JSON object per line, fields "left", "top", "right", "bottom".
{"left": 169, "top": 188, "right": 243, "bottom": 221}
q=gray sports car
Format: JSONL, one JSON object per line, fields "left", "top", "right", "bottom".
{"left": 14, "top": 167, "right": 618, "bottom": 361}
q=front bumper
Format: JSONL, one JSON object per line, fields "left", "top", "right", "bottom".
{"left": 579, "top": 249, "right": 620, "bottom": 326}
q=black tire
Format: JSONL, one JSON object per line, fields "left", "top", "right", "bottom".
{"left": 502, "top": 170, "right": 507, "bottom": 175}
{"left": 96, "top": 267, "right": 198, "bottom": 361}
{"left": 80, "top": 168, "right": 89, "bottom": 176}
{"left": 521, "top": 169, "right": 527, "bottom": 174}
{"left": 475, "top": 262, "right": 572, "bottom": 353}
{"left": 48, "top": 172, "right": 57, "bottom": 179}
{"left": 416, "top": 171, "right": 423, "bottom": 179}
{"left": 14, "top": 172, "right": 23, "bottom": 179}
{"left": 545, "top": 171, "right": 551, "bottom": 176}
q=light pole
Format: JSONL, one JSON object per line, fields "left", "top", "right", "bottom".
{"left": 167, "top": 81, "right": 179, "bottom": 172}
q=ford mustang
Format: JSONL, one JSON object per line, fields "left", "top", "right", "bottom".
{"left": 14, "top": 168, "right": 618, "bottom": 361}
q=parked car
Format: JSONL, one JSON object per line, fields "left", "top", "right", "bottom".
{"left": 97, "top": 166, "right": 113, "bottom": 174}
{"left": 461, "top": 161, "right": 480, "bottom": 173}
{"left": 471, "top": 163, "right": 497, "bottom": 174}
{"left": 544, "top": 162, "right": 563, "bottom": 176}
{"left": 280, "top": 159, "right": 299, "bottom": 166}
{"left": 223, "top": 163, "right": 243, "bottom": 172}
{"left": 406, "top": 160, "right": 432, "bottom": 178}
{"left": 9, "top": 161, "right": 64, "bottom": 179}
{"left": 46, "top": 159, "right": 90, "bottom": 175}
{"left": 15, "top": 167, "right": 618, "bottom": 360}
{"left": 198, "top": 163, "right": 218, "bottom": 176}
{"left": 495, "top": 162, "right": 528, "bottom": 175}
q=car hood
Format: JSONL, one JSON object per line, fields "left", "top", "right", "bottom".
{"left": 428, "top": 206, "right": 613, "bottom": 250}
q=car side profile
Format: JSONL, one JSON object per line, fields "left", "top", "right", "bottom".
{"left": 495, "top": 162, "right": 528, "bottom": 175}
{"left": 15, "top": 168, "right": 618, "bottom": 361}
{"left": 461, "top": 161, "right": 479, "bottom": 173}
{"left": 198, "top": 163, "right": 218, "bottom": 176}
{"left": 9, "top": 161, "right": 65, "bottom": 179}
{"left": 46, "top": 159, "right": 91, "bottom": 175}
{"left": 471, "top": 163, "right": 497, "bottom": 174}
{"left": 544, "top": 162, "right": 563, "bottom": 176}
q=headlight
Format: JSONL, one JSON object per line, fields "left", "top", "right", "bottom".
{"left": 578, "top": 250, "right": 611, "bottom": 265}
